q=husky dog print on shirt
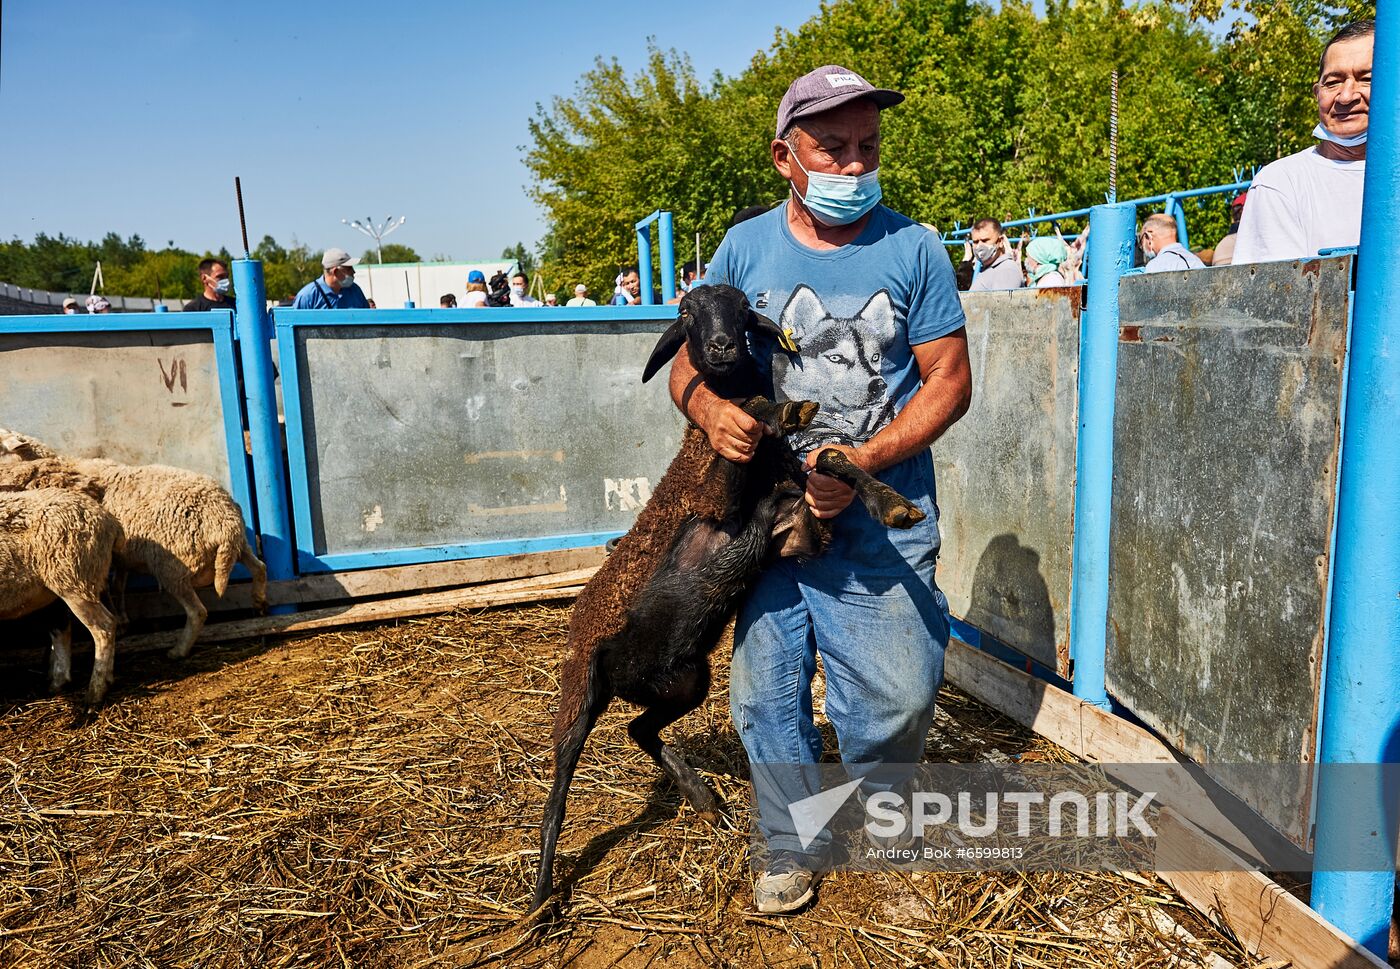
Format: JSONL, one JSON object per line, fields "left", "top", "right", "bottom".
{"left": 772, "top": 284, "right": 899, "bottom": 453}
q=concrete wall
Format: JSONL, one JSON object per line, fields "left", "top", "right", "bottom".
{"left": 0, "top": 281, "right": 184, "bottom": 314}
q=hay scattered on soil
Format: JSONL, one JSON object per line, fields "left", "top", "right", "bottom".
{"left": 1, "top": 604, "right": 1257, "bottom": 967}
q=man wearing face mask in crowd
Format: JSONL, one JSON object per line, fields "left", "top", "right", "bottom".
{"left": 509, "top": 271, "right": 542, "bottom": 307}
{"left": 1235, "top": 20, "right": 1372, "bottom": 264}
{"left": 293, "top": 248, "right": 370, "bottom": 309}
{"left": 959, "top": 218, "right": 1024, "bottom": 291}
{"left": 1140, "top": 213, "right": 1206, "bottom": 273}
{"left": 183, "top": 258, "right": 237, "bottom": 312}
{"left": 670, "top": 65, "right": 971, "bottom": 915}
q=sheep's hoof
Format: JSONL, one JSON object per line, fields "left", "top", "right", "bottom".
{"left": 793, "top": 400, "right": 819, "bottom": 430}
{"left": 776, "top": 400, "right": 819, "bottom": 433}
{"left": 882, "top": 501, "right": 926, "bottom": 529}
{"left": 698, "top": 806, "right": 733, "bottom": 830}
{"left": 518, "top": 896, "right": 560, "bottom": 933}
{"left": 167, "top": 644, "right": 193, "bottom": 661}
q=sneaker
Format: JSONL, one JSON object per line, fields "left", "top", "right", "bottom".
{"left": 754, "top": 851, "right": 819, "bottom": 915}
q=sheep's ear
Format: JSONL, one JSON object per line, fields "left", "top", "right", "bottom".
{"left": 641, "top": 318, "right": 688, "bottom": 384}
{"left": 749, "top": 309, "right": 800, "bottom": 352}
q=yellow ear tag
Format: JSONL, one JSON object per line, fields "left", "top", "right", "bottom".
{"left": 779, "top": 327, "right": 801, "bottom": 352}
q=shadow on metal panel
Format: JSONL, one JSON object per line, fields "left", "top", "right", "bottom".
{"left": 936, "top": 286, "right": 1081, "bottom": 675}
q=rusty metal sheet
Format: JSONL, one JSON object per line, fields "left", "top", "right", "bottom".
{"left": 0, "top": 331, "right": 234, "bottom": 490}
{"left": 291, "top": 320, "right": 682, "bottom": 556}
{"left": 1107, "top": 256, "right": 1351, "bottom": 847}
{"left": 935, "top": 286, "right": 1081, "bottom": 673}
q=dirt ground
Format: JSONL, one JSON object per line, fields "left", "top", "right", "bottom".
{"left": 1, "top": 603, "right": 1264, "bottom": 967}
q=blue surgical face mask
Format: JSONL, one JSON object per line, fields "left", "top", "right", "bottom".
{"left": 1313, "top": 121, "right": 1367, "bottom": 147}
{"left": 785, "top": 142, "right": 882, "bottom": 226}
{"left": 214, "top": 277, "right": 232, "bottom": 294}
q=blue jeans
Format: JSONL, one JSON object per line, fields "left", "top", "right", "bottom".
{"left": 729, "top": 453, "right": 951, "bottom": 856}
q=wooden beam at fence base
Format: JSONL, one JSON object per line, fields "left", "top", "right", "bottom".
{"left": 121, "top": 546, "right": 608, "bottom": 621}
{"left": 119, "top": 568, "right": 595, "bottom": 654}
{"left": 1157, "top": 811, "right": 1388, "bottom": 969}
{"left": 946, "top": 636, "right": 1179, "bottom": 764}
{"left": 944, "top": 637, "right": 1386, "bottom": 969}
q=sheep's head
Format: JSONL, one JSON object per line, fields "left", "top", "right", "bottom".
{"left": 641, "top": 284, "right": 790, "bottom": 384}
{"left": 0, "top": 430, "right": 57, "bottom": 465}
{"left": 0, "top": 458, "right": 103, "bottom": 500}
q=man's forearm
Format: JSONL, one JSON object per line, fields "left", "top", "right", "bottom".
{"left": 669, "top": 348, "right": 720, "bottom": 424}
{"left": 855, "top": 371, "right": 971, "bottom": 474}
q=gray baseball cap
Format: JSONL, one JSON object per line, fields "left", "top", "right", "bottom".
{"left": 322, "top": 247, "right": 361, "bottom": 270}
{"left": 776, "top": 65, "right": 904, "bottom": 138}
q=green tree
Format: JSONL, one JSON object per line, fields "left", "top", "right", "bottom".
{"left": 524, "top": 0, "right": 1374, "bottom": 276}
{"left": 363, "top": 243, "right": 420, "bottom": 264}
{"left": 501, "top": 241, "right": 537, "bottom": 276}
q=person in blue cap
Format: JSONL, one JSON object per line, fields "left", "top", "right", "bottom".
{"left": 665, "top": 64, "right": 973, "bottom": 914}
{"left": 464, "top": 269, "right": 489, "bottom": 308}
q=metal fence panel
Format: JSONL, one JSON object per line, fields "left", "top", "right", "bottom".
{"left": 1107, "top": 256, "right": 1351, "bottom": 846}
{"left": 0, "top": 315, "right": 251, "bottom": 520}
{"left": 935, "top": 286, "right": 1082, "bottom": 673}
{"left": 279, "top": 315, "right": 682, "bottom": 571}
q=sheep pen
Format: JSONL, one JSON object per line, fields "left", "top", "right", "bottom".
{"left": 1, "top": 603, "right": 1265, "bottom": 968}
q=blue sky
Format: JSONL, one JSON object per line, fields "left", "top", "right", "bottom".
{"left": 0, "top": 0, "right": 822, "bottom": 261}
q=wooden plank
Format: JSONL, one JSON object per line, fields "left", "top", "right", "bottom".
{"left": 121, "top": 546, "right": 608, "bottom": 620}
{"left": 948, "top": 636, "right": 1307, "bottom": 862}
{"left": 1157, "top": 811, "right": 1388, "bottom": 969}
{"left": 946, "top": 638, "right": 1381, "bottom": 968}
{"left": 120, "top": 572, "right": 592, "bottom": 654}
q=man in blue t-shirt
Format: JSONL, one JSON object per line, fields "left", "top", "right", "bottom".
{"left": 666, "top": 65, "right": 972, "bottom": 915}
{"left": 292, "top": 248, "right": 371, "bottom": 309}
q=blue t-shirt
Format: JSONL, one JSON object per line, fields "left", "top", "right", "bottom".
{"left": 292, "top": 278, "right": 371, "bottom": 309}
{"left": 704, "top": 203, "right": 966, "bottom": 591}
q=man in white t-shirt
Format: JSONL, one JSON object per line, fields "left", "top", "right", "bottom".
{"left": 1235, "top": 20, "right": 1372, "bottom": 264}
{"left": 565, "top": 283, "right": 596, "bottom": 307}
{"left": 508, "top": 271, "right": 542, "bottom": 307}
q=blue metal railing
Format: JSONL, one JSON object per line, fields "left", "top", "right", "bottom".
{"left": 634, "top": 210, "right": 677, "bottom": 305}
{"left": 940, "top": 176, "right": 1254, "bottom": 254}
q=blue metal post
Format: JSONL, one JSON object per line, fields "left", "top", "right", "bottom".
{"left": 155, "top": 304, "right": 169, "bottom": 313}
{"left": 403, "top": 301, "right": 415, "bottom": 308}
{"left": 232, "top": 259, "right": 296, "bottom": 609}
{"left": 1166, "top": 196, "right": 1190, "bottom": 250}
{"left": 658, "top": 211, "right": 677, "bottom": 303}
{"left": 636, "top": 224, "right": 654, "bottom": 306}
{"left": 1309, "top": 2, "right": 1400, "bottom": 955}
{"left": 1068, "top": 203, "right": 1137, "bottom": 708}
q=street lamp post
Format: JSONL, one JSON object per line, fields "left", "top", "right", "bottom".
{"left": 341, "top": 215, "right": 406, "bottom": 263}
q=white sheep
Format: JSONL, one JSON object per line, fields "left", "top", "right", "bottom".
{"left": 0, "top": 487, "right": 124, "bottom": 703}
{"left": 0, "top": 433, "right": 269, "bottom": 659}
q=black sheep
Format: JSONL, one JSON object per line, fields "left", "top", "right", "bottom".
{"left": 531, "top": 284, "right": 924, "bottom": 912}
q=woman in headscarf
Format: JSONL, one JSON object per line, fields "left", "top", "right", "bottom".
{"left": 1023, "top": 237, "right": 1071, "bottom": 288}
